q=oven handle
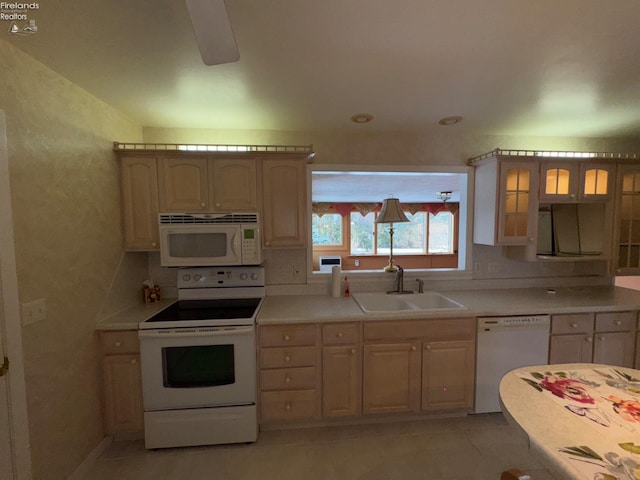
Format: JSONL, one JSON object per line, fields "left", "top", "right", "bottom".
{"left": 138, "top": 326, "right": 255, "bottom": 339}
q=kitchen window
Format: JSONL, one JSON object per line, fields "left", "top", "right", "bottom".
{"left": 311, "top": 166, "right": 471, "bottom": 272}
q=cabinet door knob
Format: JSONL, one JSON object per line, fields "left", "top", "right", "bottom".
{"left": 425, "top": 345, "right": 431, "bottom": 350}
{"left": 614, "top": 320, "right": 622, "bottom": 326}
{"left": 151, "top": 242, "right": 157, "bottom": 247}
{"left": 585, "top": 336, "right": 593, "bottom": 343}
{"left": 200, "top": 202, "right": 206, "bottom": 207}
{"left": 215, "top": 202, "right": 221, "bottom": 208}
{"left": 598, "top": 336, "right": 605, "bottom": 341}
{"left": 283, "top": 335, "right": 290, "bottom": 341}
{"left": 570, "top": 322, "right": 578, "bottom": 328}
{"left": 411, "top": 345, "right": 417, "bottom": 351}
{"left": 337, "top": 332, "right": 343, "bottom": 338}
{"left": 115, "top": 341, "right": 122, "bottom": 347}
{"left": 285, "top": 403, "right": 292, "bottom": 411}
{"left": 284, "top": 355, "right": 291, "bottom": 362}
{"left": 350, "top": 348, "right": 356, "bottom": 355}
{"left": 284, "top": 376, "right": 291, "bottom": 383}
{"left": 131, "top": 359, "right": 137, "bottom": 364}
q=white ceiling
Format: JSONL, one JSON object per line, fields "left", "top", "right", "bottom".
{"left": 4, "top": 1, "right": 640, "bottom": 137}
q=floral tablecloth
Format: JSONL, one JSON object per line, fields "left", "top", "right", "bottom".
{"left": 506, "top": 364, "right": 640, "bottom": 480}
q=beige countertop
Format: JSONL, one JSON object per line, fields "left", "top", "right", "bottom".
{"left": 95, "top": 285, "right": 640, "bottom": 329}
{"left": 258, "top": 285, "right": 640, "bottom": 325}
{"left": 96, "top": 299, "right": 176, "bottom": 330}
{"left": 500, "top": 363, "right": 640, "bottom": 480}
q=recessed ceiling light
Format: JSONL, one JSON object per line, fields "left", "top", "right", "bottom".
{"left": 351, "top": 113, "right": 374, "bottom": 124}
{"left": 438, "top": 116, "right": 463, "bottom": 126}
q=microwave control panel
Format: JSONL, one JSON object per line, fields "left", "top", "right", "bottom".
{"left": 241, "top": 226, "right": 261, "bottom": 265}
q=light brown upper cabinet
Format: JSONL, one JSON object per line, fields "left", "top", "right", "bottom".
{"left": 158, "top": 156, "right": 210, "bottom": 212}
{"left": 262, "top": 158, "right": 307, "bottom": 248}
{"left": 540, "top": 161, "right": 614, "bottom": 203}
{"left": 120, "top": 156, "right": 160, "bottom": 251}
{"left": 211, "top": 159, "right": 258, "bottom": 211}
{"left": 157, "top": 156, "right": 259, "bottom": 213}
{"left": 473, "top": 156, "right": 539, "bottom": 246}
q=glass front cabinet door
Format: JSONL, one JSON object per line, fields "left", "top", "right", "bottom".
{"left": 616, "top": 166, "right": 640, "bottom": 274}
{"left": 497, "top": 161, "right": 539, "bottom": 245}
{"left": 540, "top": 161, "right": 613, "bottom": 203}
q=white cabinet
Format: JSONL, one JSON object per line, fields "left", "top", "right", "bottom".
{"left": 540, "top": 161, "right": 613, "bottom": 203}
{"left": 473, "top": 156, "right": 539, "bottom": 246}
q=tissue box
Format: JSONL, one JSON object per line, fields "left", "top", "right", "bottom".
{"left": 143, "top": 286, "right": 161, "bottom": 304}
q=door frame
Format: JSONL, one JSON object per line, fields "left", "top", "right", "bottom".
{"left": 0, "top": 110, "right": 33, "bottom": 478}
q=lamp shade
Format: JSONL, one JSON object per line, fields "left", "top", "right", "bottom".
{"left": 376, "top": 198, "right": 409, "bottom": 224}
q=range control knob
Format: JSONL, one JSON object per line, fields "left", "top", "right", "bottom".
{"left": 240, "top": 273, "right": 248, "bottom": 280}
{"left": 194, "top": 274, "right": 202, "bottom": 281}
{"left": 250, "top": 273, "right": 260, "bottom": 280}
{"left": 182, "top": 274, "right": 191, "bottom": 281}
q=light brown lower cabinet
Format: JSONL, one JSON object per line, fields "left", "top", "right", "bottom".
{"left": 259, "top": 318, "right": 476, "bottom": 425}
{"left": 99, "top": 330, "right": 144, "bottom": 436}
{"left": 362, "top": 342, "right": 421, "bottom": 415}
{"left": 322, "top": 345, "right": 361, "bottom": 417}
{"left": 549, "top": 311, "right": 636, "bottom": 367}
{"left": 421, "top": 340, "right": 475, "bottom": 410}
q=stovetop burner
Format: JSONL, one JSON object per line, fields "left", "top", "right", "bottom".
{"left": 145, "top": 298, "right": 262, "bottom": 323}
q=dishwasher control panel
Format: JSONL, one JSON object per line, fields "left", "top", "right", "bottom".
{"left": 478, "top": 315, "right": 550, "bottom": 329}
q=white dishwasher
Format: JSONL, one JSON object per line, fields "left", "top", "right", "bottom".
{"left": 475, "top": 315, "right": 550, "bottom": 413}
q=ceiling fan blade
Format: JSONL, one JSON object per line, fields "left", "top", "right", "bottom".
{"left": 185, "top": 0, "right": 239, "bottom": 65}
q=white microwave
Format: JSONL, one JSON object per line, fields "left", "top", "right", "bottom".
{"left": 159, "top": 213, "right": 262, "bottom": 267}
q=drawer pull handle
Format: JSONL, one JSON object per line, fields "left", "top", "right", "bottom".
{"left": 114, "top": 341, "right": 122, "bottom": 347}
{"left": 598, "top": 336, "right": 605, "bottom": 341}
{"left": 131, "top": 359, "right": 137, "bottom": 364}
{"left": 283, "top": 335, "right": 291, "bottom": 342}
{"left": 284, "top": 355, "right": 291, "bottom": 362}
{"left": 585, "top": 337, "right": 593, "bottom": 343}
{"left": 570, "top": 322, "right": 578, "bottom": 328}
{"left": 285, "top": 376, "right": 291, "bottom": 383}
{"left": 614, "top": 320, "right": 622, "bottom": 326}
{"left": 285, "top": 403, "right": 292, "bottom": 411}
{"left": 411, "top": 345, "right": 417, "bottom": 351}
{"left": 350, "top": 348, "right": 356, "bottom": 355}
{"left": 425, "top": 345, "right": 431, "bottom": 350}
{"left": 337, "top": 332, "right": 343, "bottom": 338}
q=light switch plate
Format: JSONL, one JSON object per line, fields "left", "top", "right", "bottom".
{"left": 22, "top": 298, "right": 47, "bottom": 326}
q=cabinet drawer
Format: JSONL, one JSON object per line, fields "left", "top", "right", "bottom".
{"left": 260, "top": 346, "right": 317, "bottom": 369}
{"left": 259, "top": 324, "right": 317, "bottom": 347}
{"left": 595, "top": 312, "right": 635, "bottom": 332}
{"left": 322, "top": 323, "right": 359, "bottom": 345}
{"left": 260, "top": 367, "right": 317, "bottom": 391}
{"left": 100, "top": 330, "right": 140, "bottom": 355}
{"left": 260, "top": 390, "right": 317, "bottom": 422}
{"left": 363, "top": 318, "right": 475, "bottom": 342}
{"left": 551, "top": 313, "right": 594, "bottom": 334}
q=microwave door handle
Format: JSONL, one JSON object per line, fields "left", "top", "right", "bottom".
{"left": 231, "top": 230, "right": 241, "bottom": 257}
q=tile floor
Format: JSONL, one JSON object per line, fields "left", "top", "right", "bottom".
{"left": 81, "top": 413, "right": 557, "bottom": 480}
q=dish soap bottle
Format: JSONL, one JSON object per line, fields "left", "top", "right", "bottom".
{"left": 344, "top": 276, "right": 350, "bottom": 297}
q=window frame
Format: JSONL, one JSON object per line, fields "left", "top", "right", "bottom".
{"left": 309, "top": 164, "right": 472, "bottom": 276}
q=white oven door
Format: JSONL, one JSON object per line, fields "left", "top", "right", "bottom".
{"left": 139, "top": 326, "right": 256, "bottom": 411}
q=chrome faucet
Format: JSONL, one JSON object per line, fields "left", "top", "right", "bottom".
{"left": 416, "top": 278, "right": 424, "bottom": 293}
{"left": 387, "top": 266, "right": 413, "bottom": 294}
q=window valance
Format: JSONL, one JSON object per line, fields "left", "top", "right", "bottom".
{"left": 312, "top": 202, "right": 458, "bottom": 217}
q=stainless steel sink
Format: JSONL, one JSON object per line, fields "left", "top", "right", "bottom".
{"left": 352, "top": 292, "right": 465, "bottom": 313}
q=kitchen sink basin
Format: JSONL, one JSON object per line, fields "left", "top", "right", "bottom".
{"left": 352, "top": 292, "right": 465, "bottom": 313}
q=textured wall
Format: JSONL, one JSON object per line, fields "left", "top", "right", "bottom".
{"left": 0, "top": 39, "right": 143, "bottom": 480}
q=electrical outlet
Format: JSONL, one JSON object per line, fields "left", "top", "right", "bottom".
{"left": 22, "top": 298, "right": 47, "bottom": 326}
